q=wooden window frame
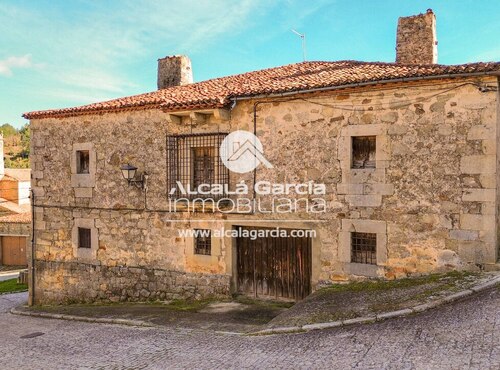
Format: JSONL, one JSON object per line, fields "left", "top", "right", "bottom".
{"left": 76, "top": 150, "right": 90, "bottom": 174}
{"left": 78, "top": 227, "right": 92, "bottom": 249}
{"left": 194, "top": 229, "right": 211, "bottom": 255}
{"left": 191, "top": 146, "right": 215, "bottom": 189}
{"left": 166, "top": 133, "right": 229, "bottom": 200}
{"left": 351, "top": 136, "right": 376, "bottom": 169}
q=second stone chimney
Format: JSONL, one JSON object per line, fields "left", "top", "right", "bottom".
{"left": 396, "top": 9, "right": 438, "bottom": 64}
{"left": 157, "top": 55, "right": 193, "bottom": 89}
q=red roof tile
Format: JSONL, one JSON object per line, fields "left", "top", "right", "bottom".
{"left": 23, "top": 60, "right": 500, "bottom": 119}
{"left": 3, "top": 169, "right": 31, "bottom": 182}
{"left": 0, "top": 212, "right": 31, "bottom": 224}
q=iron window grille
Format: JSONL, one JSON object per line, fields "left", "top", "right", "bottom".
{"left": 76, "top": 150, "right": 90, "bottom": 174}
{"left": 167, "top": 133, "right": 229, "bottom": 200}
{"left": 351, "top": 232, "right": 377, "bottom": 265}
{"left": 352, "top": 136, "right": 376, "bottom": 169}
{"left": 194, "top": 229, "right": 211, "bottom": 255}
{"left": 78, "top": 227, "right": 91, "bottom": 249}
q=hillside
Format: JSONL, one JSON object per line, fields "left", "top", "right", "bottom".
{"left": 1, "top": 123, "right": 30, "bottom": 169}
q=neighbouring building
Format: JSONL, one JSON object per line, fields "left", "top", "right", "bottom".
{"left": 0, "top": 134, "right": 31, "bottom": 267}
{"left": 24, "top": 10, "right": 500, "bottom": 304}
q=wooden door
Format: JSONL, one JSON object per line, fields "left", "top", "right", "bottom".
{"left": 2, "top": 236, "right": 27, "bottom": 266}
{"left": 236, "top": 226, "right": 312, "bottom": 301}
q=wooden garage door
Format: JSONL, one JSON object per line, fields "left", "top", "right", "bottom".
{"left": 2, "top": 236, "right": 27, "bottom": 266}
{"left": 236, "top": 226, "right": 312, "bottom": 301}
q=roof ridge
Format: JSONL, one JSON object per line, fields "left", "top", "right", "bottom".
{"left": 24, "top": 60, "right": 500, "bottom": 119}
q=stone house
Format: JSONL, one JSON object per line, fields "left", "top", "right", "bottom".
{"left": 24, "top": 10, "right": 500, "bottom": 304}
{"left": 0, "top": 134, "right": 31, "bottom": 267}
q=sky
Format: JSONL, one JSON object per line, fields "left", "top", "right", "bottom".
{"left": 1, "top": 0, "right": 499, "bottom": 128}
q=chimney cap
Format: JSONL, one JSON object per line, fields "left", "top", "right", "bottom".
{"left": 157, "top": 55, "right": 189, "bottom": 61}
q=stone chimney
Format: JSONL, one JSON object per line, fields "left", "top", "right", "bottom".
{"left": 396, "top": 9, "right": 437, "bottom": 64}
{"left": 157, "top": 55, "right": 193, "bottom": 89}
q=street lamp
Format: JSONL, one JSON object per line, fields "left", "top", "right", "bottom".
{"left": 120, "top": 163, "right": 148, "bottom": 190}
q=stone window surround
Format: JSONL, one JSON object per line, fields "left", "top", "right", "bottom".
{"left": 71, "top": 142, "right": 96, "bottom": 196}
{"left": 339, "top": 219, "right": 387, "bottom": 277}
{"left": 338, "top": 124, "right": 390, "bottom": 171}
{"left": 337, "top": 124, "right": 392, "bottom": 207}
{"left": 184, "top": 227, "right": 222, "bottom": 268}
{"left": 71, "top": 218, "right": 99, "bottom": 260}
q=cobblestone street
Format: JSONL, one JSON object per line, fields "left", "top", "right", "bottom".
{"left": 0, "top": 288, "right": 499, "bottom": 369}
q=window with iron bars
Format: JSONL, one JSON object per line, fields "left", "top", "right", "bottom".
{"left": 167, "top": 133, "right": 229, "bottom": 200}
{"left": 351, "top": 232, "right": 377, "bottom": 265}
{"left": 194, "top": 229, "right": 211, "bottom": 255}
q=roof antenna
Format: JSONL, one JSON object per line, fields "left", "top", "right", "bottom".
{"left": 291, "top": 29, "right": 306, "bottom": 62}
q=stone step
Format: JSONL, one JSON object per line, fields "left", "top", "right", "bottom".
{"left": 484, "top": 263, "right": 500, "bottom": 272}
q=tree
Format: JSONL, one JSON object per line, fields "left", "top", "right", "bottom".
{"left": 19, "top": 123, "right": 30, "bottom": 158}
{"left": 0, "top": 123, "right": 17, "bottom": 137}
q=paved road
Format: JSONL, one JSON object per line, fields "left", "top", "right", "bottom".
{"left": 0, "top": 288, "right": 499, "bottom": 369}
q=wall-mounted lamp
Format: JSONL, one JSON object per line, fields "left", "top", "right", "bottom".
{"left": 120, "top": 163, "right": 148, "bottom": 190}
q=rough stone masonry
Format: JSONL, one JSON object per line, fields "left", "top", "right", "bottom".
{"left": 396, "top": 9, "right": 437, "bottom": 64}
{"left": 26, "top": 11, "right": 500, "bottom": 304}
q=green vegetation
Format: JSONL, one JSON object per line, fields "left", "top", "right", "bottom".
{"left": 0, "top": 278, "right": 28, "bottom": 294}
{"left": 1, "top": 123, "right": 30, "bottom": 169}
{"left": 164, "top": 298, "right": 216, "bottom": 311}
{"left": 318, "top": 271, "right": 476, "bottom": 294}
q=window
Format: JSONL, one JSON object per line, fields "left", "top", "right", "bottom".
{"left": 351, "top": 232, "right": 377, "bottom": 264}
{"left": 167, "top": 133, "right": 229, "bottom": 200}
{"left": 352, "top": 136, "right": 376, "bottom": 169}
{"left": 78, "top": 227, "right": 92, "bottom": 249}
{"left": 192, "top": 147, "right": 215, "bottom": 188}
{"left": 76, "top": 150, "right": 90, "bottom": 174}
{"left": 194, "top": 229, "right": 211, "bottom": 255}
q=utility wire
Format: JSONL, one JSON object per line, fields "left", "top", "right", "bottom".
{"left": 29, "top": 81, "right": 495, "bottom": 215}
{"left": 253, "top": 82, "right": 489, "bottom": 112}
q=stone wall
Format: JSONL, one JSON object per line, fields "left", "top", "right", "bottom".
{"left": 396, "top": 9, "right": 437, "bottom": 64}
{"left": 35, "top": 260, "right": 230, "bottom": 304}
{"left": 0, "top": 220, "right": 31, "bottom": 236}
{"left": 29, "top": 76, "right": 499, "bottom": 304}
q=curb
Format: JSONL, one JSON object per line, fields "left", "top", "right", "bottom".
{"left": 8, "top": 275, "right": 500, "bottom": 335}
{"left": 0, "top": 269, "right": 25, "bottom": 276}
{"left": 0, "top": 290, "right": 28, "bottom": 296}
{"left": 10, "top": 308, "right": 155, "bottom": 328}
{"left": 250, "top": 274, "right": 500, "bottom": 336}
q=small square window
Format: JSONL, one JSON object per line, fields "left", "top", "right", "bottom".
{"left": 352, "top": 136, "right": 376, "bottom": 169}
{"left": 78, "top": 227, "right": 91, "bottom": 249}
{"left": 76, "top": 150, "right": 90, "bottom": 174}
{"left": 194, "top": 229, "right": 211, "bottom": 255}
{"left": 351, "top": 232, "right": 377, "bottom": 264}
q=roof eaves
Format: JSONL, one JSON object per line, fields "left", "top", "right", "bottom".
{"left": 230, "top": 70, "right": 500, "bottom": 102}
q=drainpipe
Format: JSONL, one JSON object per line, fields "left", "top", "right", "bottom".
{"left": 30, "top": 189, "right": 35, "bottom": 306}
{"left": 252, "top": 101, "right": 260, "bottom": 202}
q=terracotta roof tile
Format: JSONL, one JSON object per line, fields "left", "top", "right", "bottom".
{"left": 23, "top": 60, "right": 500, "bottom": 119}
{"left": 3, "top": 169, "right": 31, "bottom": 182}
{"left": 0, "top": 212, "right": 31, "bottom": 224}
